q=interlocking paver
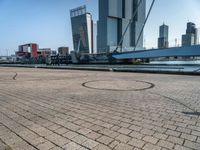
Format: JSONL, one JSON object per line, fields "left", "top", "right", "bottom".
{"left": 30, "top": 137, "right": 46, "bottom": 146}
{"left": 167, "top": 135, "right": 184, "bottom": 145}
{"left": 152, "top": 126, "right": 167, "bottom": 133}
{"left": 109, "top": 140, "right": 120, "bottom": 149}
{"left": 0, "top": 140, "right": 8, "bottom": 150}
{"left": 37, "top": 141, "right": 55, "bottom": 150}
{"left": 72, "top": 135, "right": 88, "bottom": 145}
{"left": 143, "top": 135, "right": 159, "bottom": 144}
{"left": 97, "top": 135, "right": 113, "bottom": 145}
{"left": 184, "top": 140, "right": 200, "bottom": 149}
{"left": 82, "top": 139, "right": 99, "bottom": 149}
{"left": 63, "top": 131, "right": 79, "bottom": 139}
{"left": 163, "top": 124, "right": 177, "bottom": 130}
{"left": 197, "top": 137, "right": 200, "bottom": 143}
{"left": 118, "top": 127, "right": 132, "bottom": 135}
{"left": 0, "top": 67, "right": 200, "bottom": 150}
{"left": 157, "top": 140, "right": 175, "bottom": 149}
{"left": 64, "top": 142, "right": 81, "bottom": 150}
{"left": 47, "top": 124, "right": 61, "bottom": 131}
{"left": 119, "top": 122, "right": 131, "bottom": 128}
{"left": 140, "top": 128, "right": 155, "bottom": 136}
{"left": 153, "top": 132, "right": 168, "bottom": 140}
{"left": 181, "top": 133, "right": 197, "bottom": 142}
{"left": 114, "top": 143, "right": 133, "bottom": 150}
{"left": 101, "top": 122, "right": 113, "bottom": 128}
{"left": 129, "top": 131, "right": 144, "bottom": 139}
{"left": 115, "top": 134, "right": 131, "bottom": 143}
{"left": 176, "top": 127, "right": 191, "bottom": 134}
{"left": 54, "top": 127, "right": 69, "bottom": 135}
{"left": 77, "top": 128, "right": 92, "bottom": 135}
{"left": 143, "top": 143, "right": 161, "bottom": 150}
{"left": 86, "top": 131, "right": 101, "bottom": 140}
{"left": 128, "top": 137, "right": 145, "bottom": 148}
{"left": 111, "top": 126, "right": 121, "bottom": 131}
{"left": 50, "top": 146, "right": 63, "bottom": 150}
{"left": 99, "top": 128, "right": 119, "bottom": 138}
{"left": 191, "top": 130, "right": 200, "bottom": 136}
{"left": 129, "top": 124, "right": 142, "bottom": 132}
{"left": 93, "top": 144, "right": 111, "bottom": 150}
{"left": 165, "top": 129, "right": 181, "bottom": 137}
{"left": 174, "top": 145, "right": 192, "bottom": 150}
{"left": 46, "top": 133, "right": 70, "bottom": 147}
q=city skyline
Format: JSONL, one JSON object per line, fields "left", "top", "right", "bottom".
{"left": 0, "top": 0, "right": 200, "bottom": 55}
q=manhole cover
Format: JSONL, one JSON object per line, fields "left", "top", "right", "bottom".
{"left": 82, "top": 80, "right": 155, "bottom": 91}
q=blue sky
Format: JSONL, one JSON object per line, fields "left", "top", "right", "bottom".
{"left": 0, "top": 0, "right": 200, "bottom": 55}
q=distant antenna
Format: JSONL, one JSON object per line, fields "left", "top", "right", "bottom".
{"left": 175, "top": 38, "right": 177, "bottom": 47}
{"left": 6, "top": 49, "right": 8, "bottom": 57}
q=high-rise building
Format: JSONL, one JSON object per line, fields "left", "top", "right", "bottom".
{"left": 38, "top": 48, "right": 51, "bottom": 57}
{"left": 182, "top": 34, "right": 195, "bottom": 46}
{"left": 58, "top": 47, "right": 69, "bottom": 56}
{"left": 97, "top": 0, "right": 146, "bottom": 53}
{"left": 18, "top": 43, "right": 38, "bottom": 58}
{"left": 195, "top": 28, "right": 199, "bottom": 44}
{"left": 186, "top": 22, "right": 196, "bottom": 34}
{"left": 158, "top": 24, "right": 169, "bottom": 49}
{"left": 70, "top": 5, "right": 93, "bottom": 54}
{"left": 93, "top": 23, "right": 97, "bottom": 54}
{"left": 182, "top": 22, "right": 198, "bottom": 46}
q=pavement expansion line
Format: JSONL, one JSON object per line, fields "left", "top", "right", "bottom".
{"left": 12, "top": 72, "right": 18, "bottom": 80}
{"left": 149, "top": 91, "right": 198, "bottom": 114}
{"left": 0, "top": 137, "right": 12, "bottom": 150}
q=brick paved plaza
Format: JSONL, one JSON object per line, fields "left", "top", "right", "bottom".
{"left": 0, "top": 67, "right": 200, "bottom": 150}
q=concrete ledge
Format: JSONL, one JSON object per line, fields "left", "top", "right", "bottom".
{"left": 0, "top": 64, "right": 200, "bottom": 76}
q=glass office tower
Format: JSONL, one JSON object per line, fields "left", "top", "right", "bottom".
{"left": 70, "top": 6, "right": 93, "bottom": 54}
{"left": 158, "top": 24, "right": 169, "bottom": 49}
{"left": 97, "top": 0, "right": 146, "bottom": 53}
{"left": 182, "top": 22, "right": 198, "bottom": 46}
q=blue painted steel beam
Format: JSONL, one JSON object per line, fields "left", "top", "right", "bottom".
{"left": 112, "top": 45, "right": 200, "bottom": 59}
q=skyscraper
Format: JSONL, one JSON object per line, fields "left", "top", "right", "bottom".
{"left": 93, "top": 23, "right": 97, "bottom": 54}
{"left": 158, "top": 24, "right": 169, "bottom": 49}
{"left": 97, "top": 0, "right": 146, "bottom": 53}
{"left": 70, "top": 6, "right": 93, "bottom": 54}
{"left": 182, "top": 22, "right": 198, "bottom": 46}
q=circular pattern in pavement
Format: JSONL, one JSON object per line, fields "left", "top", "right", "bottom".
{"left": 82, "top": 80, "right": 155, "bottom": 91}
